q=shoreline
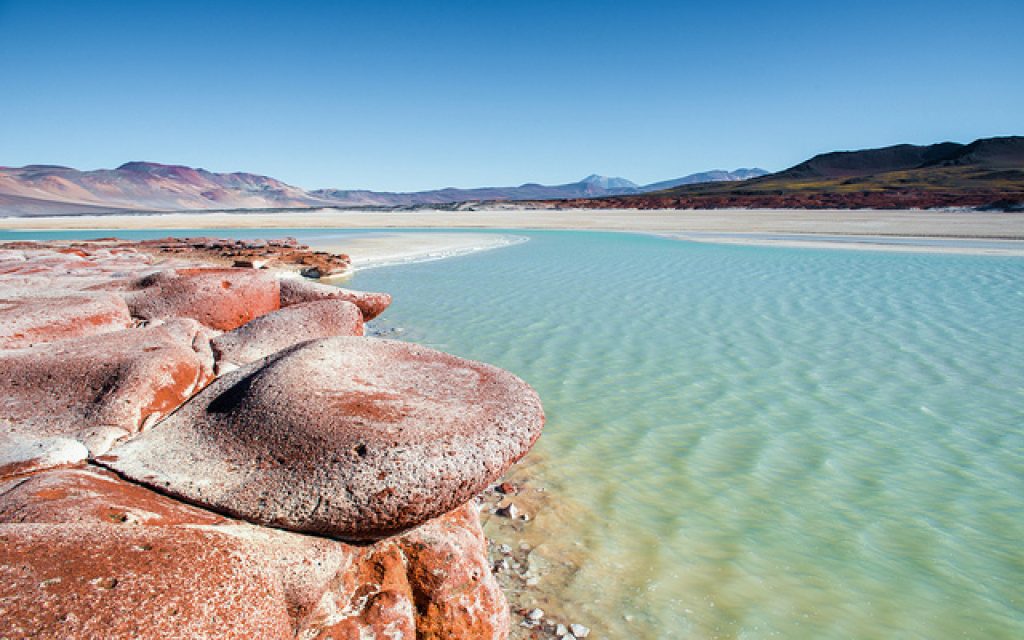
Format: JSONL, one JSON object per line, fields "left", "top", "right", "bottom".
{"left": 2, "top": 208, "right": 1023, "bottom": 258}
{"left": 303, "top": 231, "right": 529, "bottom": 271}
{"left": 1, "top": 207, "right": 1022, "bottom": 239}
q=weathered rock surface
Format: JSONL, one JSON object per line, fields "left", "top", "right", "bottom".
{"left": 0, "top": 289, "right": 131, "bottom": 348}
{"left": 0, "top": 434, "right": 89, "bottom": 479}
{"left": 104, "top": 337, "right": 545, "bottom": 540}
{"left": 0, "top": 467, "right": 509, "bottom": 639}
{"left": 113, "top": 267, "right": 281, "bottom": 330}
{"left": 211, "top": 298, "right": 364, "bottom": 369}
{"left": 0, "top": 239, "right": 540, "bottom": 639}
{"left": 279, "top": 277, "right": 392, "bottom": 320}
{"left": 0, "top": 319, "right": 213, "bottom": 448}
{"left": 0, "top": 524, "right": 297, "bottom": 639}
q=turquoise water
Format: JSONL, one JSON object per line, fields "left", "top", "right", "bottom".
{"left": 344, "top": 231, "right": 1024, "bottom": 639}
{"left": 5, "top": 228, "right": 1023, "bottom": 638}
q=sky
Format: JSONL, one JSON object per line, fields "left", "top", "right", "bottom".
{"left": 1, "top": 0, "right": 1022, "bottom": 191}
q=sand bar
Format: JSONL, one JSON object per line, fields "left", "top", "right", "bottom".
{"left": 2, "top": 207, "right": 1023, "bottom": 256}
{"left": 302, "top": 232, "right": 527, "bottom": 270}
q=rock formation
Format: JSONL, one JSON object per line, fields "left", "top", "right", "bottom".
{"left": 0, "top": 238, "right": 544, "bottom": 639}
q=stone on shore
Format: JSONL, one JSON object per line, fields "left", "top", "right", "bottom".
{"left": 103, "top": 337, "right": 545, "bottom": 540}
{"left": 0, "top": 320, "right": 214, "bottom": 450}
{"left": 114, "top": 267, "right": 281, "bottom": 330}
{"left": 0, "top": 290, "right": 132, "bottom": 348}
{"left": 0, "top": 467, "right": 508, "bottom": 639}
{"left": 279, "top": 278, "right": 391, "bottom": 320}
{"left": 211, "top": 299, "right": 364, "bottom": 369}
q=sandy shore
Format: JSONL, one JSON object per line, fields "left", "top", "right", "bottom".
{"left": 1, "top": 207, "right": 1021, "bottom": 236}
{"left": 3, "top": 208, "right": 1023, "bottom": 257}
{"left": 302, "top": 232, "right": 527, "bottom": 270}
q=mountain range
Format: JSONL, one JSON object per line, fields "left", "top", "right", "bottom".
{"left": 0, "top": 163, "right": 766, "bottom": 216}
{"left": 553, "top": 136, "right": 1024, "bottom": 211}
{"left": 3, "top": 136, "right": 1020, "bottom": 215}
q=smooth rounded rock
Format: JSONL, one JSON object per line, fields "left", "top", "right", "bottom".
{"left": 118, "top": 267, "right": 281, "bottom": 330}
{"left": 103, "top": 337, "right": 544, "bottom": 540}
{"left": 278, "top": 278, "right": 391, "bottom": 321}
{"left": 0, "top": 434, "right": 89, "bottom": 480}
{"left": 0, "top": 289, "right": 131, "bottom": 348}
{"left": 211, "top": 298, "right": 364, "bottom": 369}
{"left": 0, "top": 320, "right": 213, "bottom": 447}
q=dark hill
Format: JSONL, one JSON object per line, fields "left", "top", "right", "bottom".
{"left": 550, "top": 136, "right": 1024, "bottom": 211}
{"left": 778, "top": 142, "right": 964, "bottom": 179}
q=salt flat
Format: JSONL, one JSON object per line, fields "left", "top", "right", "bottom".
{"left": 2, "top": 207, "right": 1022, "bottom": 240}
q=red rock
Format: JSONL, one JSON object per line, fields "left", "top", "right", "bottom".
{"left": 0, "top": 524, "right": 295, "bottom": 639}
{"left": 0, "top": 469, "right": 509, "bottom": 640}
{"left": 0, "top": 289, "right": 131, "bottom": 348}
{"left": 279, "top": 278, "right": 391, "bottom": 321}
{"left": 0, "top": 320, "right": 213, "bottom": 451}
{"left": 116, "top": 267, "right": 280, "bottom": 330}
{"left": 0, "top": 467, "right": 225, "bottom": 527}
{"left": 211, "top": 299, "right": 363, "bottom": 369}
{"left": 397, "top": 503, "right": 511, "bottom": 639}
{"left": 104, "top": 337, "right": 545, "bottom": 541}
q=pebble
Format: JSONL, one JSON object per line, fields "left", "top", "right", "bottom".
{"left": 498, "top": 544, "right": 512, "bottom": 555}
{"left": 555, "top": 623, "right": 568, "bottom": 636}
{"left": 495, "top": 503, "right": 520, "bottom": 519}
{"left": 570, "top": 623, "right": 591, "bottom": 637}
{"left": 526, "top": 608, "right": 544, "bottom": 621}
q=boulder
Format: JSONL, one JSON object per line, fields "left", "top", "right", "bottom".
{"left": 279, "top": 278, "right": 391, "bottom": 321}
{"left": 211, "top": 299, "right": 364, "bottom": 369}
{"left": 0, "top": 320, "right": 213, "bottom": 449}
{"left": 0, "top": 524, "right": 296, "bottom": 639}
{"left": 0, "top": 468, "right": 509, "bottom": 639}
{"left": 0, "top": 434, "right": 89, "bottom": 480}
{"left": 103, "top": 337, "right": 545, "bottom": 540}
{"left": 0, "top": 289, "right": 131, "bottom": 348}
{"left": 116, "top": 267, "right": 280, "bottom": 330}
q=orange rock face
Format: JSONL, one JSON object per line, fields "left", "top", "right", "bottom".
{"left": 117, "top": 267, "right": 281, "bottom": 330}
{"left": 0, "top": 240, "right": 529, "bottom": 640}
{"left": 0, "top": 320, "right": 213, "bottom": 448}
{"left": 0, "top": 468, "right": 509, "bottom": 640}
{"left": 0, "top": 290, "right": 132, "bottom": 348}
{"left": 279, "top": 278, "right": 392, "bottom": 321}
{"left": 211, "top": 298, "right": 364, "bottom": 368}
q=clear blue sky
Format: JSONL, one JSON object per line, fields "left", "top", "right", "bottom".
{"left": 1, "top": 0, "right": 1021, "bottom": 191}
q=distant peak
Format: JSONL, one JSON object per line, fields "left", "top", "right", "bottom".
{"left": 579, "top": 174, "right": 638, "bottom": 189}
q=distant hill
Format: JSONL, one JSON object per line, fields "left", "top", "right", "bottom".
{"left": 0, "top": 163, "right": 766, "bottom": 216}
{"left": 0, "top": 162, "right": 326, "bottom": 215}
{"left": 309, "top": 170, "right": 766, "bottom": 206}
{"left": 553, "top": 136, "right": 1024, "bottom": 211}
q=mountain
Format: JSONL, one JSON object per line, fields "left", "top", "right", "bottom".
{"left": 0, "top": 164, "right": 767, "bottom": 216}
{"left": 0, "top": 162, "right": 329, "bottom": 215}
{"left": 552, "top": 136, "right": 1024, "bottom": 211}
{"left": 640, "top": 168, "right": 768, "bottom": 191}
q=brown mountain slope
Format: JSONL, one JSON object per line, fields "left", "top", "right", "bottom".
{"left": 552, "top": 136, "right": 1024, "bottom": 211}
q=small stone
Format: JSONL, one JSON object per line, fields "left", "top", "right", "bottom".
{"left": 570, "top": 623, "right": 591, "bottom": 637}
{"left": 526, "top": 608, "right": 544, "bottom": 622}
{"left": 496, "top": 481, "right": 517, "bottom": 494}
{"left": 498, "top": 544, "right": 512, "bottom": 555}
{"left": 495, "top": 503, "right": 520, "bottom": 519}
{"left": 555, "top": 623, "right": 568, "bottom": 636}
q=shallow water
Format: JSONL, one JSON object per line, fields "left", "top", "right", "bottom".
{"left": 5, "top": 227, "right": 1022, "bottom": 638}
{"left": 345, "top": 230, "right": 1024, "bottom": 639}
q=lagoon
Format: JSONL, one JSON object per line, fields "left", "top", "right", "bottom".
{"left": 5, "top": 227, "right": 1022, "bottom": 638}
